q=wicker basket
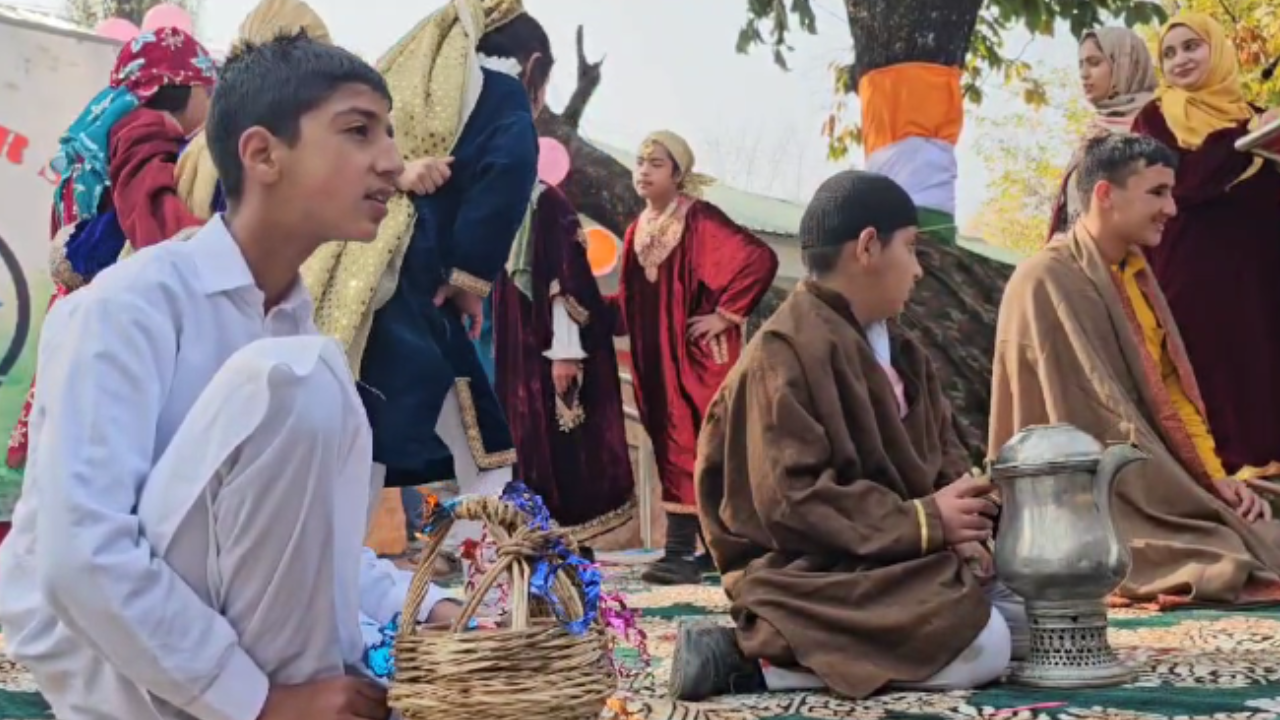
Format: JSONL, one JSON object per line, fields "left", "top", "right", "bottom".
{"left": 389, "top": 495, "right": 618, "bottom": 720}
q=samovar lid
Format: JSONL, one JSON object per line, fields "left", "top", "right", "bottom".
{"left": 989, "top": 423, "right": 1104, "bottom": 479}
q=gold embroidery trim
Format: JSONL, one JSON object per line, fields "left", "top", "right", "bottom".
{"left": 448, "top": 268, "right": 493, "bottom": 298}
{"left": 549, "top": 279, "right": 590, "bottom": 326}
{"left": 562, "top": 295, "right": 590, "bottom": 326}
{"left": 634, "top": 199, "right": 688, "bottom": 283}
{"left": 566, "top": 496, "right": 638, "bottom": 543}
{"left": 49, "top": 243, "right": 86, "bottom": 291}
{"left": 716, "top": 307, "right": 746, "bottom": 325}
{"left": 662, "top": 501, "right": 699, "bottom": 515}
{"left": 709, "top": 334, "right": 730, "bottom": 365}
{"left": 452, "top": 377, "right": 517, "bottom": 470}
{"left": 912, "top": 499, "right": 929, "bottom": 555}
{"left": 554, "top": 391, "right": 587, "bottom": 433}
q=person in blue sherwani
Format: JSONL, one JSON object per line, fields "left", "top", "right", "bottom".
{"left": 352, "top": 1, "right": 553, "bottom": 567}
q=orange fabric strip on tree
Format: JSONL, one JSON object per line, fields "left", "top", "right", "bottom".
{"left": 858, "top": 63, "right": 965, "bottom": 156}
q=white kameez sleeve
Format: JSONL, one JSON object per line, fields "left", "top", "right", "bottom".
{"left": 34, "top": 294, "right": 268, "bottom": 720}
{"left": 359, "top": 548, "right": 449, "bottom": 626}
{"left": 543, "top": 297, "right": 587, "bottom": 361}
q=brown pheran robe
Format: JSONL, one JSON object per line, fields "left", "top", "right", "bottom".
{"left": 989, "top": 230, "right": 1280, "bottom": 605}
{"left": 696, "top": 281, "right": 991, "bottom": 699}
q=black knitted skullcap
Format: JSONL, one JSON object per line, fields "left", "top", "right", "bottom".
{"left": 799, "top": 170, "right": 918, "bottom": 250}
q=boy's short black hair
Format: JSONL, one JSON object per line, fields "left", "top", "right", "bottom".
{"left": 207, "top": 31, "right": 392, "bottom": 202}
{"left": 1076, "top": 133, "right": 1178, "bottom": 211}
{"left": 799, "top": 170, "right": 917, "bottom": 277}
{"left": 145, "top": 85, "right": 193, "bottom": 114}
{"left": 477, "top": 14, "right": 555, "bottom": 97}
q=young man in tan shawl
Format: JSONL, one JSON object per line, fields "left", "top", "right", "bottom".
{"left": 671, "top": 170, "right": 1028, "bottom": 702}
{"left": 992, "top": 133, "right": 1280, "bottom": 610}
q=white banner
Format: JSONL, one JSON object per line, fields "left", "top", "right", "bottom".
{"left": 0, "top": 12, "right": 120, "bottom": 517}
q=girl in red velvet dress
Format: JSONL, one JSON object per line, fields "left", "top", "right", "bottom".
{"left": 1131, "top": 13, "right": 1280, "bottom": 478}
{"left": 5, "top": 27, "right": 217, "bottom": 471}
{"left": 611, "top": 130, "right": 779, "bottom": 585}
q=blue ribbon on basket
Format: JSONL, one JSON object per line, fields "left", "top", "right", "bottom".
{"left": 363, "top": 613, "right": 400, "bottom": 680}
{"left": 365, "top": 483, "right": 600, "bottom": 681}
{"left": 500, "top": 481, "right": 603, "bottom": 637}
{"left": 422, "top": 482, "right": 602, "bottom": 636}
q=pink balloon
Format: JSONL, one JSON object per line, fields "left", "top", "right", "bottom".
{"left": 537, "top": 137, "right": 571, "bottom": 186}
{"left": 95, "top": 17, "right": 140, "bottom": 42}
{"left": 141, "top": 3, "right": 194, "bottom": 34}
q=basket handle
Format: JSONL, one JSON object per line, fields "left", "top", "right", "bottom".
{"left": 395, "top": 495, "right": 587, "bottom": 639}
{"left": 396, "top": 512, "right": 454, "bottom": 640}
{"left": 395, "top": 495, "right": 542, "bottom": 638}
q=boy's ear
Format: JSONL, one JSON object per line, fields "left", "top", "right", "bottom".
{"left": 238, "top": 126, "right": 282, "bottom": 189}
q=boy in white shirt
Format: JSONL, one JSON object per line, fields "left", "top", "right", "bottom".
{"left": 0, "top": 32, "right": 456, "bottom": 720}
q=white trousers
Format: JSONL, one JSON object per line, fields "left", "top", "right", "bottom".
{"left": 146, "top": 340, "right": 374, "bottom": 686}
{"left": 380, "top": 387, "right": 511, "bottom": 555}
{"left": 762, "top": 582, "right": 1031, "bottom": 693}
{"left": 17, "top": 338, "right": 379, "bottom": 720}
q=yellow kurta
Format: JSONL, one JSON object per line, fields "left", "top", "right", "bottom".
{"left": 1114, "top": 253, "right": 1227, "bottom": 480}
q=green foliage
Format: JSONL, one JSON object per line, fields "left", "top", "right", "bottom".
{"left": 736, "top": 0, "right": 819, "bottom": 70}
{"left": 965, "top": 68, "right": 1092, "bottom": 256}
{"left": 969, "top": 0, "right": 1280, "bottom": 257}
{"left": 739, "top": 0, "right": 1167, "bottom": 157}
{"left": 63, "top": 0, "right": 201, "bottom": 29}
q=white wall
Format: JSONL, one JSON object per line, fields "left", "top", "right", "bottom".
{"left": 0, "top": 15, "right": 119, "bottom": 516}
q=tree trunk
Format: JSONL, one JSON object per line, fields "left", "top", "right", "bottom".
{"left": 539, "top": 23, "right": 1011, "bottom": 463}
{"left": 847, "top": 0, "right": 1011, "bottom": 462}
{"left": 843, "top": 0, "right": 982, "bottom": 85}
{"left": 533, "top": 27, "right": 643, "bottom": 238}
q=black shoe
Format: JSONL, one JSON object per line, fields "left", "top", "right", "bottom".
{"left": 668, "top": 621, "right": 765, "bottom": 701}
{"left": 578, "top": 545, "right": 596, "bottom": 564}
{"left": 695, "top": 553, "right": 717, "bottom": 574}
{"left": 641, "top": 555, "right": 702, "bottom": 585}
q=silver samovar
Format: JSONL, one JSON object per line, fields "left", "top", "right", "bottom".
{"left": 989, "top": 424, "right": 1147, "bottom": 688}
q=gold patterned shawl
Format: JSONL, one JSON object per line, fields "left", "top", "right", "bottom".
{"left": 300, "top": 0, "right": 525, "bottom": 376}
{"left": 174, "top": 0, "right": 333, "bottom": 224}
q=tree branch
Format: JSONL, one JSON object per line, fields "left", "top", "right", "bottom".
{"left": 560, "top": 24, "right": 604, "bottom": 130}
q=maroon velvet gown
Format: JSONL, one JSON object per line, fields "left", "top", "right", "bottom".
{"left": 1132, "top": 102, "right": 1280, "bottom": 472}
{"left": 492, "top": 186, "right": 635, "bottom": 538}
{"left": 609, "top": 199, "right": 779, "bottom": 514}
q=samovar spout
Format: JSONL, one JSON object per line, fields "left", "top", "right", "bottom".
{"left": 1093, "top": 443, "right": 1148, "bottom": 521}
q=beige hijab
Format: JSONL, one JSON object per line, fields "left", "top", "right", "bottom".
{"left": 640, "top": 130, "right": 714, "bottom": 198}
{"left": 1062, "top": 28, "right": 1158, "bottom": 224}
{"left": 173, "top": 0, "right": 333, "bottom": 222}
{"left": 1084, "top": 27, "right": 1158, "bottom": 134}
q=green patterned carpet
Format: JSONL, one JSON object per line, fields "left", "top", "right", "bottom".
{"left": 6, "top": 557, "right": 1280, "bottom": 719}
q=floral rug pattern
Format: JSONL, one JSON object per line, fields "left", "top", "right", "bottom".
{"left": 5, "top": 558, "right": 1280, "bottom": 719}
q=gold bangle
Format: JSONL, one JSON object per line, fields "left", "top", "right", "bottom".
{"left": 912, "top": 499, "right": 929, "bottom": 555}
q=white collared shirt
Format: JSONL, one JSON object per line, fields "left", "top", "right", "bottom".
{"left": 0, "top": 217, "right": 439, "bottom": 720}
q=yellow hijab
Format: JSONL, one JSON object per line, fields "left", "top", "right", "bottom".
{"left": 1156, "top": 12, "right": 1254, "bottom": 150}
{"left": 173, "top": 0, "right": 333, "bottom": 222}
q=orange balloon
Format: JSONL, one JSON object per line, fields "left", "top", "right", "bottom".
{"left": 584, "top": 226, "right": 619, "bottom": 277}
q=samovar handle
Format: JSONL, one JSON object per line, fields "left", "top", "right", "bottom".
{"left": 1093, "top": 443, "right": 1148, "bottom": 520}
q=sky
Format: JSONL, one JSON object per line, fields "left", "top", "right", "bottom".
{"left": 13, "top": 0, "right": 1083, "bottom": 223}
